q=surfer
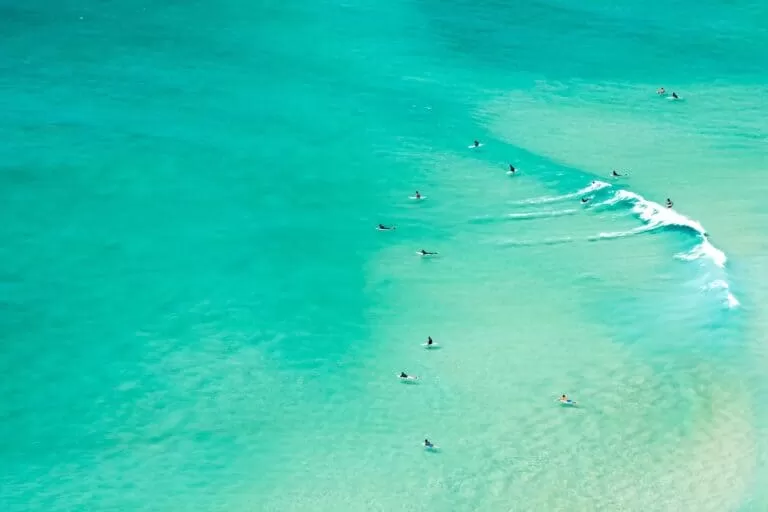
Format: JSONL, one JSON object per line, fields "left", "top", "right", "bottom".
{"left": 560, "top": 394, "right": 569, "bottom": 402}
{"left": 509, "top": 164, "right": 516, "bottom": 174}
{"left": 378, "top": 224, "right": 395, "bottom": 230}
{"left": 581, "top": 197, "right": 590, "bottom": 204}
{"left": 473, "top": 140, "right": 480, "bottom": 148}
{"left": 419, "top": 249, "right": 438, "bottom": 255}
{"left": 671, "top": 92, "right": 679, "bottom": 99}
{"left": 657, "top": 87, "right": 666, "bottom": 95}
{"left": 611, "top": 169, "right": 622, "bottom": 177}
{"left": 414, "top": 191, "right": 421, "bottom": 199}
{"left": 424, "top": 439, "right": 434, "bottom": 448}
{"left": 427, "top": 336, "right": 433, "bottom": 346}
{"left": 400, "top": 372, "right": 409, "bottom": 378}
{"left": 666, "top": 198, "right": 673, "bottom": 208}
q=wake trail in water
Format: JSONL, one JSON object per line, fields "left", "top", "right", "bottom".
{"left": 506, "top": 208, "right": 578, "bottom": 219}
{"left": 512, "top": 180, "right": 612, "bottom": 205}
{"left": 472, "top": 209, "right": 578, "bottom": 224}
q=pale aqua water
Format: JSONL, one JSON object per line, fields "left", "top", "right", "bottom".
{"left": 2, "top": 0, "right": 768, "bottom": 510}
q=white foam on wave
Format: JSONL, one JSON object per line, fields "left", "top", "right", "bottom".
{"left": 515, "top": 180, "right": 611, "bottom": 205}
{"left": 591, "top": 188, "right": 738, "bottom": 308}
{"left": 601, "top": 190, "right": 708, "bottom": 234}
{"left": 675, "top": 240, "right": 727, "bottom": 268}
{"left": 703, "top": 280, "right": 740, "bottom": 309}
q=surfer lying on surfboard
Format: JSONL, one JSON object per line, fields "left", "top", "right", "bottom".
{"left": 377, "top": 224, "right": 396, "bottom": 230}
{"left": 418, "top": 249, "right": 438, "bottom": 256}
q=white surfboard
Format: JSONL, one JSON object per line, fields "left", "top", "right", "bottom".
{"left": 559, "top": 399, "right": 577, "bottom": 407}
{"left": 409, "top": 195, "right": 427, "bottom": 200}
{"left": 424, "top": 443, "right": 439, "bottom": 451}
{"left": 468, "top": 143, "right": 484, "bottom": 149}
{"left": 422, "top": 343, "right": 440, "bottom": 349}
{"left": 416, "top": 251, "right": 438, "bottom": 257}
{"left": 376, "top": 226, "right": 395, "bottom": 231}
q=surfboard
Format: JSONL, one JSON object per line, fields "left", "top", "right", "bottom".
{"left": 398, "top": 375, "right": 418, "bottom": 382}
{"left": 468, "top": 143, "right": 484, "bottom": 149}
{"left": 422, "top": 343, "right": 440, "bottom": 349}
{"left": 416, "top": 252, "right": 438, "bottom": 257}
{"left": 424, "top": 444, "right": 439, "bottom": 451}
{"left": 409, "top": 195, "right": 426, "bottom": 200}
{"left": 559, "top": 399, "right": 577, "bottom": 406}
{"left": 376, "top": 227, "right": 395, "bottom": 231}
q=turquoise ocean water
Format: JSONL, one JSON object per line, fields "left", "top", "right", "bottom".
{"left": 2, "top": 0, "right": 768, "bottom": 510}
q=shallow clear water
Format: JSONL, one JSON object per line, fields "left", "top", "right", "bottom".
{"left": 1, "top": 0, "right": 768, "bottom": 510}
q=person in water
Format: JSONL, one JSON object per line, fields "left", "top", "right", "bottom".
{"left": 424, "top": 439, "right": 434, "bottom": 448}
{"left": 473, "top": 140, "right": 480, "bottom": 147}
{"left": 427, "top": 336, "right": 433, "bottom": 345}
{"left": 657, "top": 87, "right": 666, "bottom": 95}
{"left": 611, "top": 169, "right": 622, "bottom": 177}
{"left": 581, "top": 197, "right": 590, "bottom": 204}
{"left": 560, "top": 394, "right": 568, "bottom": 402}
{"left": 509, "top": 164, "right": 516, "bottom": 174}
{"left": 419, "top": 249, "right": 437, "bottom": 255}
{"left": 672, "top": 92, "right": 679, "bottom": 99}
{"left": 400, "top": 372, "right": 408, "bottom": 378}
{"left": 378, "top": 224, "right": 395, "bottom": 230}
{"left": 415, "top": 191, "right": 421, "bottom": 199}
{"left": 666, "top": 198, "right": 673, "bottom": 208}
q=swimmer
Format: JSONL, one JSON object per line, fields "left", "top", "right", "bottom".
{"left": 581, "top": 197, "right": 590, "bottom": 204}
{"left": 672, "top": 92, "right": 679, "bottom": 99}
{"left": 560, "top": 394, "right": 568, "bottom": 402}
{"left": 509, "top": 164, "right": 516, "bottom": 174}
{"left": 427, "top": 336, "right": 433, "bottom": 346}
{"left": 419, "top": 249, "right": 438, "bottom": 255}
{"left": 377, "top": 224, "right": 395, "bottom": 230}
{"left": 657, "top": 87, "right": 666, "bottom": 95}
{"left": 424, "top": 439, "right": 434, "bottom": 448}
{"left": 666, "top": 198, "right": 673, "bottom": 208}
